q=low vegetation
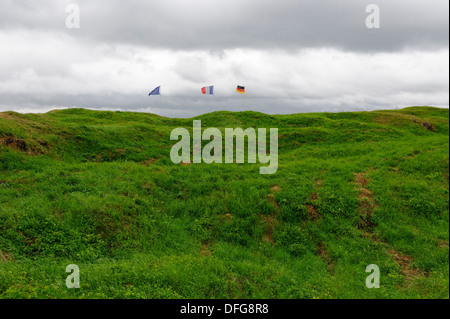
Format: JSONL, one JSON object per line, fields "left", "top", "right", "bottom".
{"left": 0, "top": 106, "right": 448, "bottom": 298}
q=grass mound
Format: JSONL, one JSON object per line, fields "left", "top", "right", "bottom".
{"left": 0, "top": 106, "right": 448, "bottom": 298}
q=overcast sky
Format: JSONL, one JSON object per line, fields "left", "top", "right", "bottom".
{"left": 0, "top": 0, "right": 448, "bottom": 117}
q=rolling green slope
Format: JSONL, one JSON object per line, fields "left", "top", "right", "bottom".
{"left": 0, "top": 106, "right": 448, "bottom": 298}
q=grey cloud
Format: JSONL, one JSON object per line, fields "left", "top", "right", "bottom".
{"left": 175, "top": 55, "right": 209, "bottom": 83}
{"left": 0, "top": 1, "right": 448, "bottom": 116}
{"left": 0, "top": 0, "right": 448, "bottom": 52}
{"left": 1, "top": 41, "right": 448, "bottom": 115}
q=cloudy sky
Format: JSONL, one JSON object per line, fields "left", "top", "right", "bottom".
{"left": 0, "top": 0, "right": 448, "bottom": 117}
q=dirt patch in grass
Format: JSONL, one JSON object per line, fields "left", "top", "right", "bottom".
{"left": 365, "top": 231, "right": 425, "bottom": 284}
{"left": 270, "top": 185, "right": 281, "bottom": 193}
{"left": 261, "top": 185, "right": 282, "bottom": 244}
{"left": 142, "top": 182, "right": 153, "bottom": 191}
{"left": 267, "top": 194, "right": 280, "bottom": 213}
{"left": 306, "top": 204, "right": 319, "bottom": 221}
{"left": 413, "top": 120, "right": 436, "bottom": 132}
{"left": 353, "top": 172, "right": 426, "bottom": 285}
{"left": 306, "top": 178, "right": 323, "bottom": 221}
{"left": 354, "top": 172, "right": 369, "bottom": 187}
{"left": 309, "top": 193, "right": 318, "bottom": 200}
{"left": 180, "top": 162, "right": 192, "bottom": 166}
{"left": 0, "top": 135, "right": 49, "bottom": 155}
{"left": 439, "top": 240, "right": 449, "bottom": 248}
{"left": 227, "top": 274, "right": 245, "bottom": 297}
{"left": 314, "top": 179, "right": 323, "bottom": 188}
{"left": 387, "top": 248, "right": 425, "bottom": 283}
{"left": 267, "top": 184, "right": 281, "bottom": 212}
{"left": 318, "top": 242, "right": 335, "bottom": 274}
{"left": 374, "top": 113, "right": 436, "bottom": 132}
{"left": 260, "top": 214, "right": 278, "bottom": 244}
{"left": 358, "top": 187, "right": 373, "bottom": 199}
{"left": 0, "top": 250, "right": 13, "bottom": 262}
{"left": 200, "top": 243, "right": 212, "bottom": 257}
{"left": 402, "top": 150, "right": 420, "bottom": 160}
{"left": 142, "top": 158, "right": 159, "bottom": 166}
{"left": 37, "top": 139, "right": 49, "bottom": 151}
{"left": 1, "top": 136, "right": 27, "bottom": 152}
{"left": 354, "top": 172, "right": 377, "bottom": 231}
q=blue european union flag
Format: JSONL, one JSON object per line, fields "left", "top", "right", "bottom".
{"left": 148, "top": 86, "right": 160, "bottom": 96}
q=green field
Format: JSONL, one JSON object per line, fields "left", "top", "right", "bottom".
{"left": 0, "top": 106, "right": 448, "bottom": 299}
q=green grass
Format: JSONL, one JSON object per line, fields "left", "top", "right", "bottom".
{"left": 0, "top": 106, "right": 448, "bottom": 299}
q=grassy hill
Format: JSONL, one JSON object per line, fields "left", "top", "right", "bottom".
{"left": 0, "top": 106, "right": 448, "bottom": 298}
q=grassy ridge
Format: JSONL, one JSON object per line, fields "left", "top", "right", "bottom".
{"left": 0, "top": 106, "right": 448, "bottom": 298}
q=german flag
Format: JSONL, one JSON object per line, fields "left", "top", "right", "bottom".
{"left": 236, "top": 85, "right": 245, "bottom": 95}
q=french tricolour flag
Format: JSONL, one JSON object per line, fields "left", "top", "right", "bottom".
{"left": 201, "top": 85, "right": 214, "bottom": 95}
